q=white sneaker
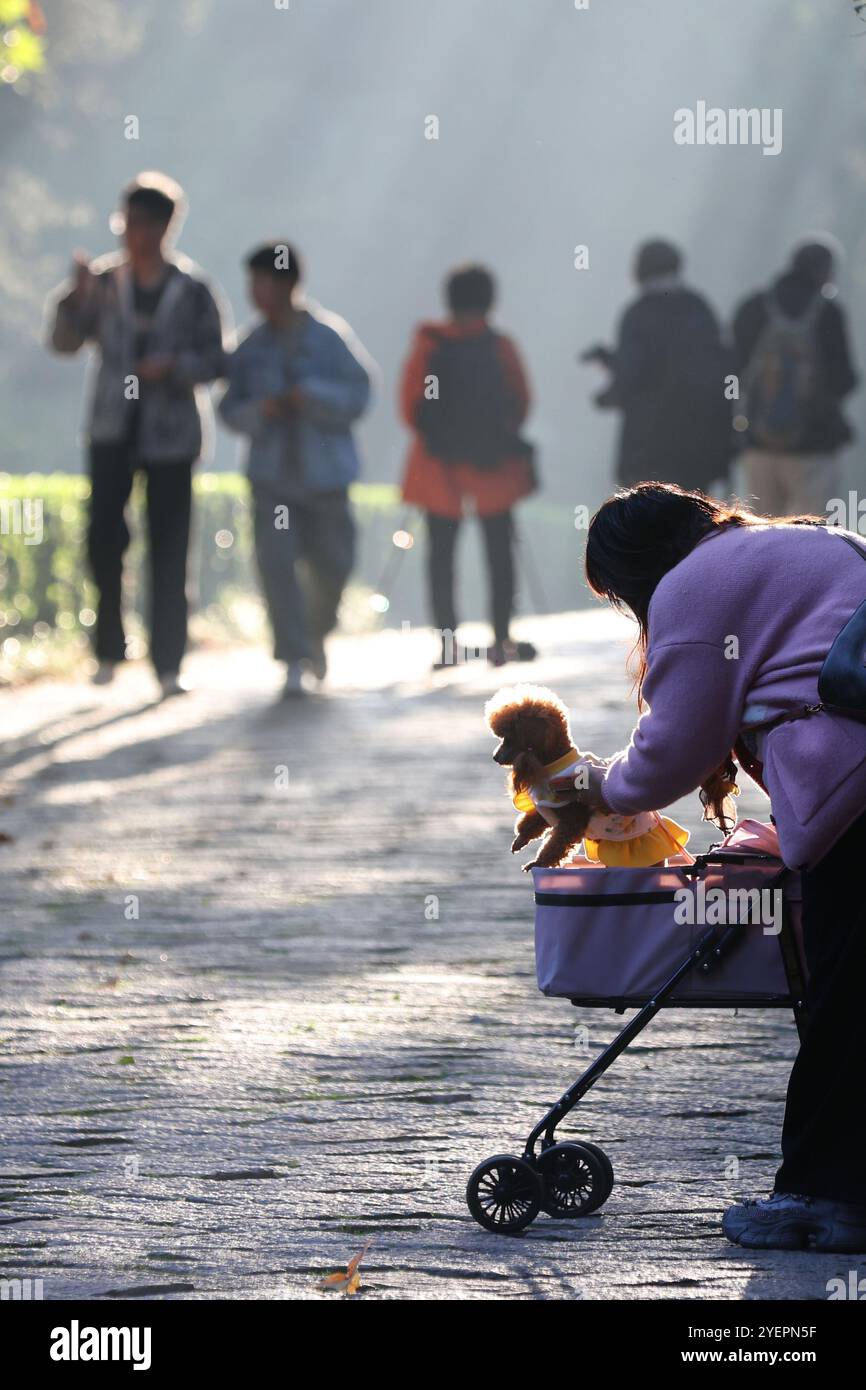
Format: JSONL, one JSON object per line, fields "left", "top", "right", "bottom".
{"left": 306, "top": 637, "right": 327, "bottom": 683}
{"left": 159, "top": 671, "right": 191, "bottom": 699}
{"left": 281, "top": 661, "right": 307, "bottom": 699}
{"left": 92, "top": 661, "right": 116, "bottom": 686}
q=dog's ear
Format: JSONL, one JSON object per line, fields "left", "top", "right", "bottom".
{"left": 512, "top": 749, "right": 545, "bottom": 791}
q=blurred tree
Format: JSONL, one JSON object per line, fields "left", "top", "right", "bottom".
{"left": 0, "top": 1, "right": 46, "bottom": 86}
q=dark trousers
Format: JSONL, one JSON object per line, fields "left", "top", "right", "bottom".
{"left": 775, "top": 808, "right": 866, "bottom": 1204}
{"left": 426, "top": 509, "right": 514, "bottom": 646}
{"left": 252, "top": 487, "right": 355, "bottom": 664}
{"left": 88, "top": 443, "right": 192, "bottom": 676}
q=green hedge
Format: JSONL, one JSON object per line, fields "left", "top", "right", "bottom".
{"left": 0, "top": 472, "right": 580, "bottom": 678}
{"left": 0, "top": 473, "right": 399, "bottom": 674}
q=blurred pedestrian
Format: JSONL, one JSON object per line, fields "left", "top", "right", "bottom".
{"left": 47, "top": 171, "right": 227, "bottom": 696}
{"left": 733, "top": 238, "right": 858, "bottom": 517}
{"left": 219, "top": 243, "right": 374, "bottom": 698}
{"left": 400, "top": 264, "right": 536, "bottom": 670}
{"left": 583, "top": 239, "right": 732, "bottom": 494}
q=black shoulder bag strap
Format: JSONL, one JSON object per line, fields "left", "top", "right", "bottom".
{"left": 815, "top": 528, "right": 866, "bottom": 719}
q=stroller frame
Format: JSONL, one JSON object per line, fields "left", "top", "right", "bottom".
{"left": 465, "top": 849, "right": 808, "bottom": 1234}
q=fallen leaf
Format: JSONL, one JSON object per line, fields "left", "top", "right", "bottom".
{"left": 317, "top": 1240, "right": 372, "bottom": 1294}
{"left": 346, "top": 1239, "right": 372, "bottom": 1278}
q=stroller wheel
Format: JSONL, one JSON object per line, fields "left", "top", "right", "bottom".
{"left": 571, "top": 1140, "right": 614, "bottom": 1189}
{"left": 537, "top": 1141, "right": 612, "bottom": 1218}
{"left": 466, "top": 1154, "right": 543, "bottom": 1234}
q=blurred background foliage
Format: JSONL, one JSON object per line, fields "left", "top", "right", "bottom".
{"left": 0, "top": 2, "right": 46, "bottom": 82}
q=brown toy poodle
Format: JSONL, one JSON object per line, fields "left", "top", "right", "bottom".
{"left": 485, "top": 684, "right": 595, "bottom": 870}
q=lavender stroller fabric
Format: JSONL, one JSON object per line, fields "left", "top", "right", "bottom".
{"left": 532, "top": 821, "right": 804, "bottom": 1006}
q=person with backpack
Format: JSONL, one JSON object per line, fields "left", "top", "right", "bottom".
{"left": 583, "top": 239, "right": 733, "bottom": 494}
{"left": 400, "top": 264, "right": 536, "bottom": 670}
{"left": 733, "top": 240, "right": 858, "bottom": 517}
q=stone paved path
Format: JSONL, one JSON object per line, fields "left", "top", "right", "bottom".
{"left": 1, "top": 611, "right": 860, "bottom": 1300}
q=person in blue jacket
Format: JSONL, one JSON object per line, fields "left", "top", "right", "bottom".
{"left": 219, "top": 243, "right": 375, "bottom": 697}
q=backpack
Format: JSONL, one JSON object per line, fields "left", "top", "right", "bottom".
{"left": 745, "top": 292, "right": 824, "bottom": 451}
{"left": 414, "top": 328, "right": 514, "bottom": 470}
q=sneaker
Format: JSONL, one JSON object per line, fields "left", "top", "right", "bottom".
{"left": 159, "top": 672, "right": 191, "bottom": 700}
{"left": 92, "top": 661, "right": 117, "bottom": 686}
{"left": 281, "top": 661, "right": 307, "bottom": 699}
{"left": 306, "top": 637, "right": 327, "bottom": 682}
{"left": 488, "top": 639, "right": 538, "bottom": 668}
{"left": 722, "top": 1191, "right": 866, "bottom": 1253}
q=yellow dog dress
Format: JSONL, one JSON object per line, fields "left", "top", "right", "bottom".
{"left": 512, "top": 748, "right": 689, "bottom": 867}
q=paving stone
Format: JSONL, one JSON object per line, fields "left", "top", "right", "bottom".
{"left": 1, "top": 612, "right": 860, "bottom": 1300}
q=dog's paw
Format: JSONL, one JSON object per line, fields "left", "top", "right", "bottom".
{"left": 511, "top": 837, "right": 528, "bottom": 854}
{"left": 522, "top": 858, "right": 539, "bottom": 873}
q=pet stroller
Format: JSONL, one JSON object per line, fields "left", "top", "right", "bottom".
{"left": 465, "top": 819, "right": 808, "bottom": 1233}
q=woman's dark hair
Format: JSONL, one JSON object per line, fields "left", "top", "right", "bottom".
{"left": 445, "top": 263, "right": 496, "bottom": 315}
{"left": 586, "top": 483, "right": 742, "bottom": 635}
{"left": 585, "top": 482, "right": 820, "bottom": 829}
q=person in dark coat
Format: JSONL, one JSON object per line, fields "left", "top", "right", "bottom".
{"left": 584, "top": 239, "right": 732, "bottom": 492}
{"left": 732, "top": 239, "right": 859, "bottom": 517}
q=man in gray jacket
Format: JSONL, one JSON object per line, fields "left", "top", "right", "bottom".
{"left": 219, "top": 243, "right": 373, "bottom": 697}
{"left": 47, "top": 172, "right": 226, "bottom": 696}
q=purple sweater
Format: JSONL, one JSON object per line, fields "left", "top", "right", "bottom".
{"left": 602, "top": 523, "right": 866, "bottom": 870}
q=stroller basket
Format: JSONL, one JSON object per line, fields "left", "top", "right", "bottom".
{"left": 533, "top": 842, "right": 803, "bottom": 1008}
{"left": 465, "top": 822, "right": 808, "bottom": 1235}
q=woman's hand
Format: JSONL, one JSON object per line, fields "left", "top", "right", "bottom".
{"left": 72, "top": 250, "right": 95, "bottom": 301}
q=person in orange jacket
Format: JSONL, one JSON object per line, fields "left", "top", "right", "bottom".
{"left": 399, "top": 264, "right": 537, "bottom": 669}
